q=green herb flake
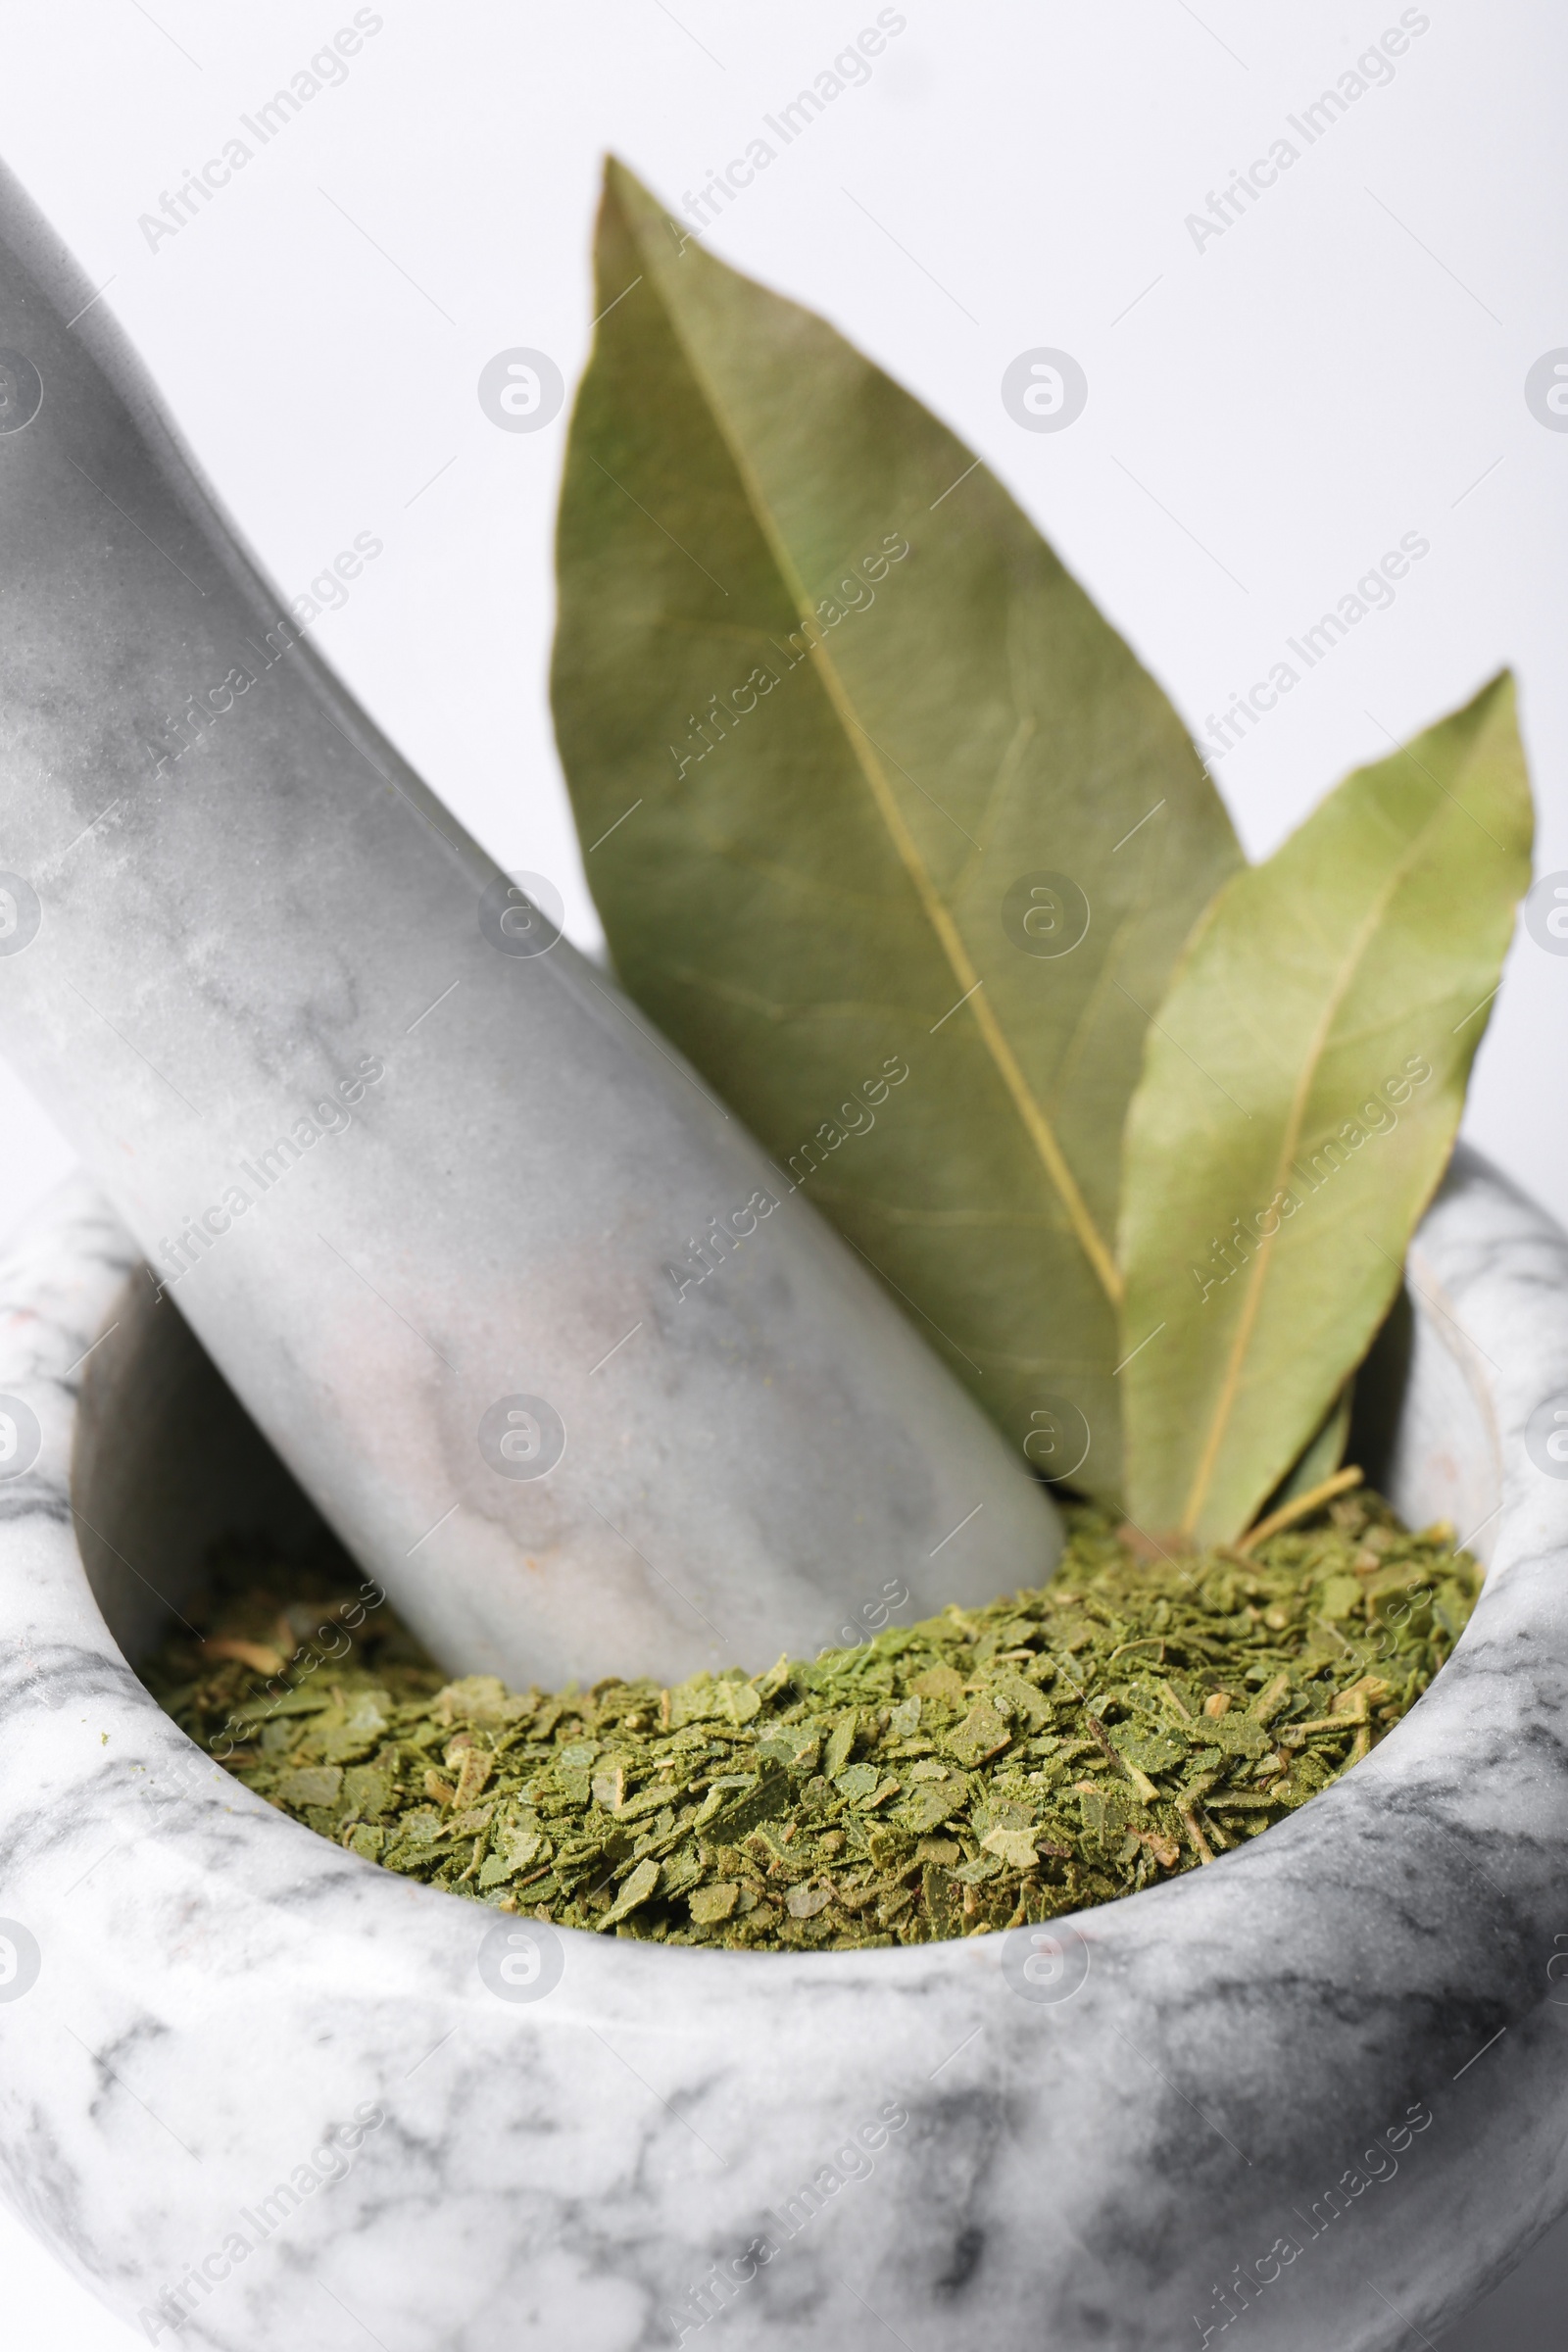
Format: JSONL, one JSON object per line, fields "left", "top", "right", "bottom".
{"left": 143, "top": 1489, "right": 1481, "bottom": 1950}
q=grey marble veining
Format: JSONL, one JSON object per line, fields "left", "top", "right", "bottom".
{"left": 0, "top": 158, "right": 1057, "bottom": 1693}
{"left": 0, "top": 1145, "right": 1565, "bottom": 2349}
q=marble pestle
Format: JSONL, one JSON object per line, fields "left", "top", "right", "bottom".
{"left": 0, "top": 162, "right": 1059, "bottom": 1688}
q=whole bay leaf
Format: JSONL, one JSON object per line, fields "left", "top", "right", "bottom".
{"left": 1119, "top": 674, "right": 1532, "bottom": 1544}
{"left": 551, "top": 161, "right": 1241, "bottom": 1499}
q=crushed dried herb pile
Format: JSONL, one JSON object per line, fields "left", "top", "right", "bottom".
{"left": 145, "top": 1489, "right": 1480, "bottom": 1949}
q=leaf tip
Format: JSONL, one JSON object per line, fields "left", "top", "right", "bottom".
{"left": 1456, "top": 663, "right": 1522, "bottom": 749}
{"left": 598, "top": 154, "right": 667, "bottom": 241}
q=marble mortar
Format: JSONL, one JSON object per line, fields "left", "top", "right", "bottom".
{"left": 0, "top": 1144, "right": 1565, "bottom": 2349}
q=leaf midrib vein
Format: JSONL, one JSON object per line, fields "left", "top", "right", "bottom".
{"left": 1179, "top": 801, "right": 1451, "bottom": 1531}
{"left": 631, "top": 214, "right": 1122, "bottom": 1310}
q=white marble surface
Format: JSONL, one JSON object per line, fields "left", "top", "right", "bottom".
{"left": 0, "top": 1147, "right": 1566, "bottom": 2349}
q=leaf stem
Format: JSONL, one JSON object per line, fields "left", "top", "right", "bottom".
{"left": 1235, "top": 1465, "right": 1363, "bottom": 1555}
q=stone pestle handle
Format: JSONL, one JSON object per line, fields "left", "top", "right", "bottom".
{"left": 0, "top": 161, "right": 1058, "bottom": 1687}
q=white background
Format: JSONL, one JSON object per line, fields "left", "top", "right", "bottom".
{"left": 0, "top": 3, "right": 1560, "bottom": 2342}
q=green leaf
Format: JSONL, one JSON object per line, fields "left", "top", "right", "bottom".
{"left": 1119, "top": 674, "right": 1533, "bottom": 1544}
{"left": 551, "top": 160, "right": 1241, "bottom": 1500}
{"left": 1272, "top": 1378, "right": 1354, "bottom": 1512}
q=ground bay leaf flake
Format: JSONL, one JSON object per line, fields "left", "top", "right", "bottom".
{"left": 145, "top": 1493, "right": 1480, "bottom": 1951}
